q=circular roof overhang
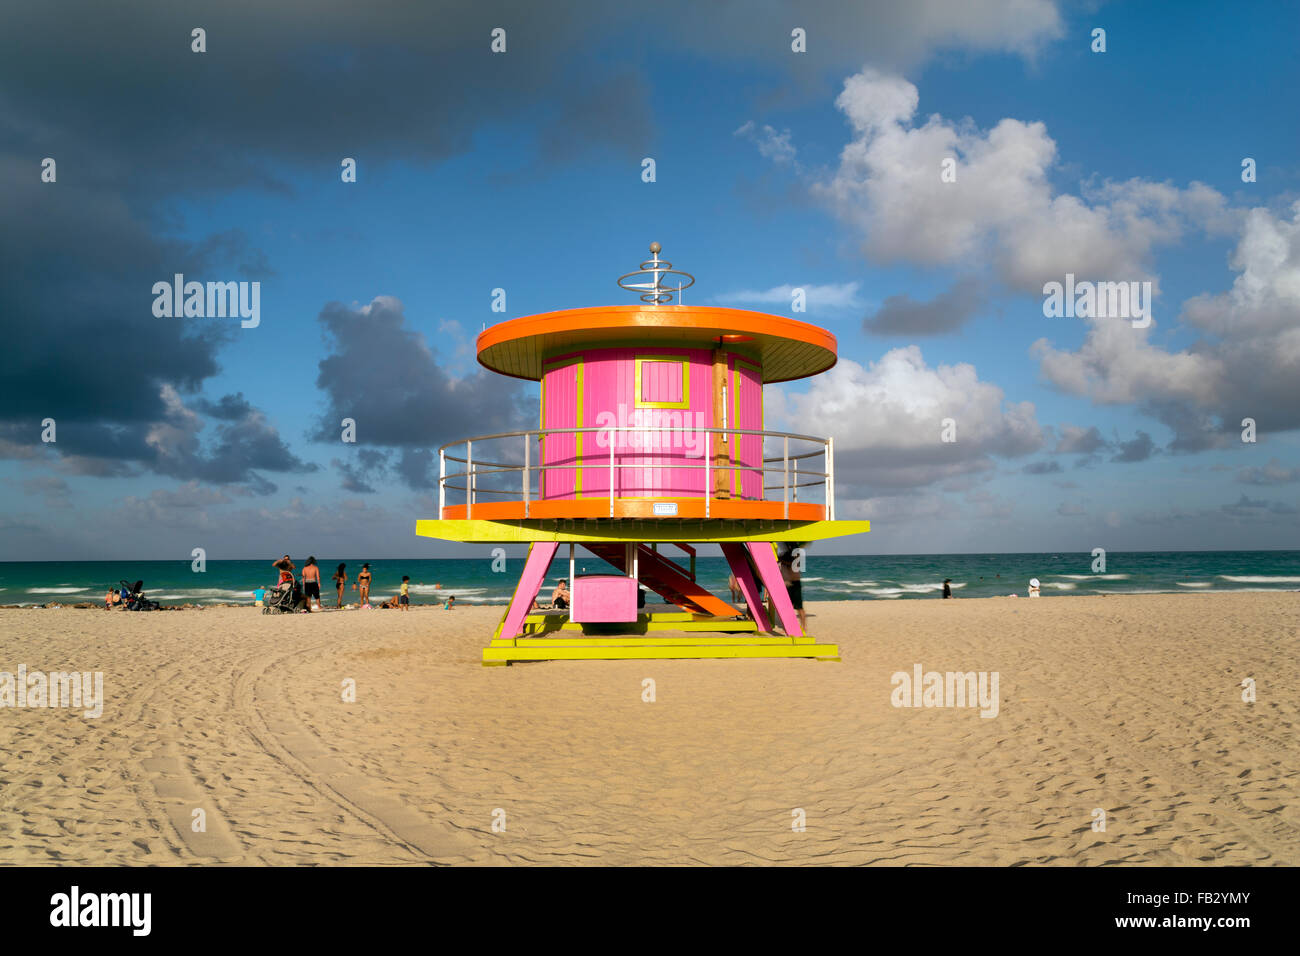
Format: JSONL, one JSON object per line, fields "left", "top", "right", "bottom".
{"left": 476, "top": 305, "right": 837, "bottom": 383}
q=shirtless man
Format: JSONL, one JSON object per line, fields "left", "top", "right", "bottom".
{"left": 301, "top": 556, "right": 322, "bottom": 612}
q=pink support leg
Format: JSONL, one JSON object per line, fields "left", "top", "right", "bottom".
{"left": 720, "top": 542, "right": 771, "bottom": 631}
{"left": 499, "top": 542, "right": 559, "bottom": 639}
{"left": 746, "top": 542, "right": 803, "bottom": 638}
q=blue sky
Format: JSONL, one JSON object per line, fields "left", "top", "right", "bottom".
{"left": 2, "top": 0, "right": 1298, "bottom": 559}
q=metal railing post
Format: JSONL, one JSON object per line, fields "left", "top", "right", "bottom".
{"left": 793, "top": 457, "right": 798, "bottom": 503}
{"left": 466, "top": 440, "right": 473, "bottom": 519}
{"left": 608, "top": 431, "right": 615, "bottom": 518}
{"left": 783, "top": 435, "right": 789, "bottom": 519}
{"left": 523, "top": 432, "right": 530, "bottom": 518}
{"left": 438, "top": 448, "right": 445, "bottom": 517}
{"left": 704, "top": 428, "right": 711, "bottom": 519}
{"left": 827, "top": 437, "right": 835, "bottom": 521}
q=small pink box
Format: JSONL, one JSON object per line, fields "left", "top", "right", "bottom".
{"left": 570, "top": 575, "right": 638, "bottom": 623}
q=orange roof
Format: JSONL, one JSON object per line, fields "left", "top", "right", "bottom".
{"left": 476, "top": 305, "right": 837, "bottom": 383}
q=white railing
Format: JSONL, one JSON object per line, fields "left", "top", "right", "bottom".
{"left": 438, "top": 426, "right": 834, "bottom": 521}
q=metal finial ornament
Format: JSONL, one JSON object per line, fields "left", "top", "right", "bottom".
{"left": 617, "top": 242, "right": 695, "bottom": 304}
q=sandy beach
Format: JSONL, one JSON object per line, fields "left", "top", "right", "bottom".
{"left": 0, "top": 592, "right": 1296, "bottom": 866}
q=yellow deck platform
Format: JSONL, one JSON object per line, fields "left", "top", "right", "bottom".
{"left": 485, "top": 611, "right": 840, "bottom": 664}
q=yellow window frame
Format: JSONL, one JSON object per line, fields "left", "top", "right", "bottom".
{"left": 634, "top": 354, "right": 690, "bottom": 409}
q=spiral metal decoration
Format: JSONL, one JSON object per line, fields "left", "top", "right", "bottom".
{"left": 616, "top": 242, "right": 696, "bottom": 304}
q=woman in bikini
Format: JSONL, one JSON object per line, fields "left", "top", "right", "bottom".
{"left": 332, "top": 563, "right": 347, "bottom": 608}
{"left": 356, "top": 563, "right": 372, "bottom": 607}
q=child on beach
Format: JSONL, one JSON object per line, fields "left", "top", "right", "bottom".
{"left": 400, "top": 576, "right": 410, "bottom": 611}
{"left": 444, "top": 595, "right": 455, "bottom": 610}
{"left": 253, "top": 586, "right": 266, "bottom": 608}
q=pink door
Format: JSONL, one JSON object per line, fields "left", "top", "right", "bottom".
{"left": 732, "top": 358, "right": 763, "bottom": 499}
{"left": 541, "top": 360, "right": 581, "bottom": 499}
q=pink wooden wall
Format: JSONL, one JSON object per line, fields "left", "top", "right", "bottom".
{"left": 539, "top": 347, "right": 762, "bottom": 501}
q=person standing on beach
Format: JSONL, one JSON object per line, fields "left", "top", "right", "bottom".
{"left": 943, "top": 578, "right": 953, "bottom": 599}
{"left": 399, "top": 575, "right": 410, "bottom": 611}
{"left": 273, "top": 555, "right": 295, "bottom": 584}
{"left": 357, "top": 563, "right": 372, "bottom": 607}
{"left": 332, "top": 563, "right": 347, "bottom": 608}
{"left": 302, "top": 557, "right": 322, "bottom": 612}
{"left": 769, "top": 544, "right": 807, "bottom": 634}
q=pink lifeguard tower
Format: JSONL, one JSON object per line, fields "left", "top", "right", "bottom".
{"left": 417, "top": 244, "right": 870, "bottom": 663}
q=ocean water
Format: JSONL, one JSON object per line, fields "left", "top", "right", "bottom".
{"left": 1, "top": 551, "right": 1297, "bottom": 607}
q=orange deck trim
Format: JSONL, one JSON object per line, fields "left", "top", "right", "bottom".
{"left": 476, "top": 305, "right": 837, "bottom": 384}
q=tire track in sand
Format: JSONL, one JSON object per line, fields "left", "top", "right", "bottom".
{"left": 231, "top": 643, "right": 479, "bottom": 863}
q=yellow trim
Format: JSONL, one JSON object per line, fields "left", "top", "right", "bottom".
{"left": 634, "top": 354, "right": 690, "bottom": 409}
{"left": 732, "top": 358, "right": 762, "bottom": 498}
{"left": 483, "top": 639, "right": 839, "bottom": 664}
{"left": 416, "top": 517, "right": 870, "bottom": 543}
{"left": 541, "top": 356, "right": 584, "bottom": 498}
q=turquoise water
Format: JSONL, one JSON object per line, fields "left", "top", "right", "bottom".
{"left": 1, "top": 551, "right": 1297, "bottom": 607}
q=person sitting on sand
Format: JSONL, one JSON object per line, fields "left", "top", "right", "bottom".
{"left": 551, "top": 579, "right": 570, "bottom": 609}
{"left": 1028, "top": 577, "right": 1041, "bottom": 598}
{"left": 105, "top": 588, "right": 123, "bottom": 609}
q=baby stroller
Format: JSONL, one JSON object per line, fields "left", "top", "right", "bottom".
{"left": 120, "top": 579, "right": 161, "bottom": 611}
{"left": 263, "top": 575, "right": 304, "bottom": 614}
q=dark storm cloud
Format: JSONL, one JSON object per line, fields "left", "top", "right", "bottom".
{"left": 1237, "top": 459, "right": 1300, "bottom": 485}
{"left": 193, "top": 393, "right": 257, "bottom": 421}
{"left": 1112, "top": 431, "right": 1157, "bottom": 463}
{"left": 0, "top": 2, "right": 660, "bottom": 201}
{"left": 332, "top": 449, "right": 391, "bottom": 494}
{"left": 312, "top": 298, "right": 529, "bottom": 490}
{"left": 1052, "top": 424, "right": 1109, "bottom": 455}
{"left": 1221, "top": 494, "right": 1269, "bottom": 518}
{"left": 863, "top": 277, "right": 985, "bottom": 336}
{"left": 0, "top": 2, "right": 672, "bottom": 498}
{"left": 1022, "top": 460, "right": 1062, "bottom": 475}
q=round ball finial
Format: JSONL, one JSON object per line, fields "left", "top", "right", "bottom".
{"left": 649, "top": 242, "right": 661, "bottom": 254}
